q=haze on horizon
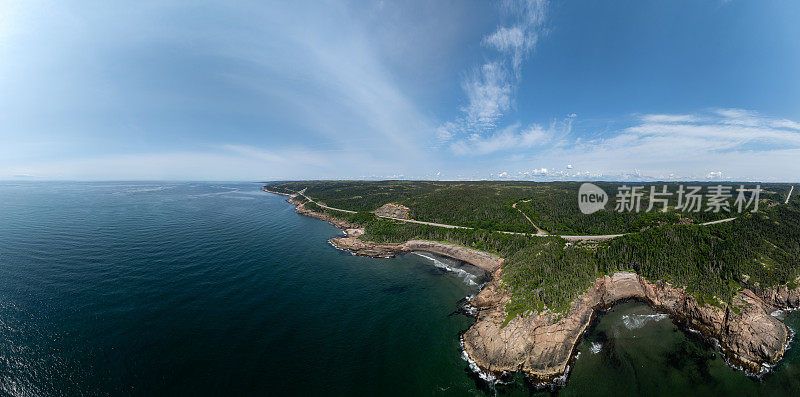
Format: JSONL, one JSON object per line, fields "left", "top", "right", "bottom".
{"left": 1, "top": 0, "right": 799, "bottom": 182}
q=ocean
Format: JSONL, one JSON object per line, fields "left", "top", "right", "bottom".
{"left": 1, "top": 182, "right": 798, "bottom": 396}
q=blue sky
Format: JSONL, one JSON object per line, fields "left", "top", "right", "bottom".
{"left": 1, "top": 0, "right": 799, "bottom": 181}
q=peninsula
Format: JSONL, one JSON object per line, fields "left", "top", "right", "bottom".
{"left": 262, "top": 181, "right": 800, "bottom": 384}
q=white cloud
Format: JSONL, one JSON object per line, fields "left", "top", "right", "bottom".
{"left": 483, "top": 26, "right": 528, "bottom": 53}
{"left": 220, "top": 144, "right": 332, "bottom": 167}
{"left": 484, "top": 109, "right": 800, "bottom": 181}
{"left": 461, "top": 62, "right": 512, "bottom": 131}
{"left": 450, "top": 123, "right": 546, "bottom": 155}
{"left": 625, "top": 110, "right": 800, "bottom": 148}
{"left": 450, "top": 113, "right": 573, "bottom": 155}
{"left": 438, "top": 0, "right": 548, "bottom": 141}
{"left": 0, "top": 1, "right": 441, "bottom": 179}
{"left": 640, "top": 114, "right": 700, "bottom": 123}
{"left": 436, "top": 122, "right": 456, "bottom": 143}
{"left": 1, "top": 143, "right": 439, "bottom": 181}
{"left": 707, "top": 170, "right": 724, "bottom": 179}
{"left": 769, "top": 119, "right": 800, "bottom": 130}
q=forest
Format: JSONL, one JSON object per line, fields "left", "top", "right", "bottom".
{"left": 266, "top": 180, "right": 791, "bottom": 235}
{"left": 265, "top": 180, "right": 799, "bottom": 321}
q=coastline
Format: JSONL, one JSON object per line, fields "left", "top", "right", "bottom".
{"left": 261, "top": 186, "right": 799, "bottom": 386}
{"left": 462, "top": 271, "right": 797, "bottom": 383}
{"left": 261, "top": 186, "right": 503, "bottom": 271}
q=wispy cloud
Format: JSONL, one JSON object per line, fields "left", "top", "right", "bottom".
{"left": 1, "top": 144, "right": 429, "bottom": 181}
{"left": 483, "top": 109, "right": 800, "bottom": 181}
{"left": 439, "top": 0, "right": 548, "bottom": 140}
{"left": 640, "top": 114, "right": 701, "bottom": 123}
{"left": 0, "top": 1, "right": 445, "bottom": 179}
{"left": 208, "top": 2, "right": 436, "bottom": 159}
{"left": 624, "top": 109, "right": 800, "bottom": 149}
{"left": 461, "top": 62, "right": 512, "bottom": 131}
{"left": 3, "top": 1, "right": 798, "bottom": 182}
{"left": 220, "top": 144, "right": 332, "bottom": 167}
{"left": 450, "top": 114, "right": 574, "bottom": 155}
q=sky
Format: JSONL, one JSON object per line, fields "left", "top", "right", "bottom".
{"left": 1, "top": 0, "right": 799, "bottom": 181}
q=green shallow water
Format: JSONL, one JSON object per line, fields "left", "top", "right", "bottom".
{"left": 0, "top": 182, "right": 798, "bottom": 396}
{"left": 556, "top": 302, "right": 800, "bottom": 396}
{"left": 490, "top": 302, "right": 800, "bottom": 396}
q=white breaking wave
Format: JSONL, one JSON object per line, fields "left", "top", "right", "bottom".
{"left": 589, "top": 342, "right": 602, "bottom": 354}
{"left": 462, "top": 301, "right": 479, "bottom": 317}
{"left": 413, "top": 252, "right": 480, "bottom": 287}
{"left": 460, "top": 337, "right": 498, "bottom": 384}
{"left": 550, "top": 353, "right": 577, "bottom": 387}
{"left": 621, "top": 313, "right": 669, "bottom": 330}
{"left": 771, "top": 307, "right": 799, "bottom": 319}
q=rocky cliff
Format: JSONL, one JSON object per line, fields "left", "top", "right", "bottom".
{"left": 276, "top": 192, "right": 504, "bottom": 271}
{"left": 329, "top": 237, "right": 504, "bottom": 272}
{"left": 462, "top": 272, "right": 794, "bottom": 381}
{"left": 266, "top": 186, "right": 796, "bottom": 384}
{"left": 285, "top": 196, "right": 361, "bottom": 230}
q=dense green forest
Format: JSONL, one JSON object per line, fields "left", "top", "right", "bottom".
{"left": 266, "top": 180, "right": 790, "bottom": 235}
{"left": 266, "top": 181, "right": 799, "bottom": 321}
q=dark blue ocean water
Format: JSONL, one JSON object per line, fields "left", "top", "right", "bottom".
{"left": 1, "top": 182, "right": 798, "bottom": 396}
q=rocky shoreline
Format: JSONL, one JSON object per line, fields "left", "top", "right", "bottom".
{"left": 329, "top": 237, "right": 503, "bottom": 273}
{"left": 463, "top": 271, "right": 797, "bottom": 383}
{"left": 262, "top": 186, "right": 504, "bottom": 272}
{"left": 262, "top": 186, "right": 799, "bottom": 385}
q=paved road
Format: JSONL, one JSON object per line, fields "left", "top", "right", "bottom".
{"left": 296, "top": 190, "right": 470, "bottom": 228}
{"left": 298, "top": 190, "right": 357, "bottom": 214}
{"left": 700, "top": 217, "right": 737, "bottom": 226}
{"left": 787, "top": 186, "right": 795, "bottom": 204}
{"left": 499, "top": 230, "right": 626, "bottom": 240}
{"left": 293, "top": 189, "right": 644, "bottom": 240}
{"left": 287, "top": 187, "right": 784, "bottom": 241}
{"left": 377, "top": 216, "right": 470, "bottom": 229}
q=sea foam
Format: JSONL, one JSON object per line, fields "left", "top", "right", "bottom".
{"left": 413, "top": 252, "right": 481, "bottom": 288}
{"left": 620, "top": 313, "right": 669, "bottom": 330}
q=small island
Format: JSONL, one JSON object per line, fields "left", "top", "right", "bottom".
{"left": 263, "top": 180, "right": 800, "bottom": 385}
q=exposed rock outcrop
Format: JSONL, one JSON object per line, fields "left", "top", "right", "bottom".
{"left": 274, "top": 189, "right": 504, "bottom": 272}
{"left": 287, "top": 196, "right": 361, "bottom": 230}
{"left": 755, "top": 283, "right": 800, "bottom": 311}
{"left": 329, "top": 237, "right": 503, "bottom": 272}
{"left": 462, "top": 272, "right": 794, "bottom": 382}
{"left": 329, "top": 237, "right": 406, "bottom": 258}
{"left": 402, "top": 240, "right": 503, "bottom": 272}
{"left": 372, "top": 203, "right": 411, "bottom": 219}
{"left": 264, "top": 185, "right": 797, "bottom": 384}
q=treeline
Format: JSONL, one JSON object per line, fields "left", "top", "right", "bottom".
{"left": 596, "top": 203, "right": 800, "bottom": 305}
{"left": 515, "top": 182, "right": 790, "bottom": 235}
{"left": 402, "top": 184, "right": 545, "bottom": 233}
{"left": 501, "top": 199, "right": 800, "bottom": 320}
{"left": 264, "top": 181, "right": 800, "bottom": 321}
{"left": 264, "top": 181, "right": 791, "bottom": 236}
{"left": 362, "top": 218, "right": 536, "bottom": 258}
{"left": 265, "top": 180, "right": 442, "bottom": 211}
